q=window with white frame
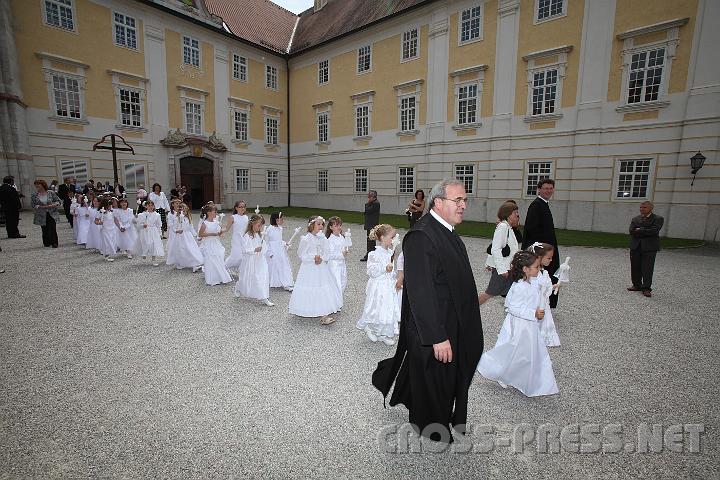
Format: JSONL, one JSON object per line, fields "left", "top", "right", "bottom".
{"left": 266, "top": 170, "right": 279, "bottom": 192}
{"left": 318, "top": 59, "right": 329, "bottom": 85}
{"left": 536, "top": 0, "right": 564, "bottom": 21}
{"left": 457, "top": 83, "right": 478, "bottom": 125}
{"left": 455, "top": 165, "right": 475, "bottom": 194}
{"left": 627, "top": 47, "right": 665, "bottom": 105}
{"left": 526, "top": 161, "right": 553, "bottom": 197}
{"left": 459, "top": 6, "right": 482, "bottom": 43}
{"left": 399, "top": 96, "right": 417, "bottom": 132}
{"left": 113, "top": 12, "right": 137, "bottom": 49}
{"left": 118, "top": 88, "right": 141, "bottom": 127}
{"left": 44, "top": 0, "right": 74, "bottom": 30}
{"left": 355, "top": 104, "right": 370, "bottom": 137}
{"left": 399, "top": 167, "right": 415, "bottom": 194}
{"left": 354, "top": 168, "right": 368, "bottom": 193}
{"left": 531, "top": 68, "right": 558, "bottom": 115}
{"left": 183, "top": 36, "right": 200, "bottom": 67}
{"left": 616, "top": 159, "right": 652, "bottom": 199}
{"left": 232, "top": 54, "right": 247, "bottom": 81}
{"left": 266, "top": 65, "right": 278, "bottom": 90}
{"left": 235, "top": 168, "right": 249, "bottom": 192}
{"left": 357, "top": 45, "right": 372, "bottom": 73}
{"left": 402, "top": 28, "right": 418, "bottom": 61}
{"left": 317, "top": 170, "right": 328, "bottom": 192}
{"left": 123, "top": 163, "right": 145, "bottom": 190}
{"left": 184, "top": 101, "right": 202, "bottom": 134}
{"left": 265, "top": 116, "right": 279, "bottom": 145}
{"left": 317, "top": 112, "right": 329, "bottom": 143}
{"left": 233, "top": 110, "right": 248, "bottom": 142}
{"left": 51, "top": 73, "right": 82, "bottom": 119}
{"left": 60, "top": 159, "right": 88, "bottom": 183}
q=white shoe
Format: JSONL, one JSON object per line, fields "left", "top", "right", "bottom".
{"left": 381, "top": 337, "right": 395, "bottom": 346}
{"left": 176, "top": 265, "right": 183, "bottom": 270}
{"left": 365, "top": 326, "right": 377, "bottom": 342}
{"left": 283, "top": 286, "right": 294, "bottom": 292}
{"left": 105, "top": 256, "right": 114, "bottom": 262}
{"left": 262, "top": 298, "right": 275, "bottom": 307}
{"left": 498, "top": 381, "right": 508, "bottom": 389}
{"left": 192, "top": 266, "right": 201, "bottom": 273}
{"left": 152, "top": 262, "right": 159, "bottom": 267}
{"left": 127, "top": 254, "right": 133, "bottom": 259}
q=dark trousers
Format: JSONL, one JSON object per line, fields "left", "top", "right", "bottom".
{"left": 41, "top": 214, "right": 58, "bottom": 247}
{"left": 630, "top": 248, "right": 657, "bottom": 291}
{"left": 4, "top": 209, "right": 20, "bottom": 237}
{"left": 365, "top": 229, "right": 374, "bottom": 257}
{"left": 157, "top": 208, "right": 167, "bottom": 233}
{"left": 63, "top": 198, "right": 73, "bottom": 226}
{"left": 549, "top": 274, "right": 559, "bottom": 308}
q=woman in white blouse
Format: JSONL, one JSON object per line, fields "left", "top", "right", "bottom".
{"left": 148, "top": 183, "right": 170, "bottom": 238}
{"left": 479, "top": 202, "right": 520, "bottom": 305}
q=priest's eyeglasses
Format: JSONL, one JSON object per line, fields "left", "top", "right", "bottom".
{"left": 439, "top": 196, "right": 469, "bottom": 206}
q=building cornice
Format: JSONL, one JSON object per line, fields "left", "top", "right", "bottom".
{"left": 522, "top": 46, "right": 573, "bottom": 62}
{"left": 177, "top": 85, "right": 209, "bottom": 96}
{"left": 617, "top": 18, "right": 689, "bottom": 40}
{"left": 450, "top": 65, "right": 488, "bottom": 77}
{"left": 106, "top": 69, "right": 148, "bottom": 82}
{"left": 393, "top": 79, "right": 424, "bottom": 90}
{"left": 35, "top": 52, "right": 89, "bottom": 69}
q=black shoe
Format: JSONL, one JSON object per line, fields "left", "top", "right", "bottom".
{"left": 9, "top": 235, "right": 26, "bottom": 239}
{"left": 52, "top": 244, "right": 58, "bottom": 248}
{"left": 360, "top": 256, "right": 368, "bottom": 262}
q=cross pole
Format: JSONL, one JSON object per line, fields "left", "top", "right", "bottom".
{"left": 92, "top": 134, "right": 135, "bottom": 186}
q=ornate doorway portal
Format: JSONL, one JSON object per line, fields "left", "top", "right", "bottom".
{"left": 180, "top": 156, "right": 214, "bottom": 209}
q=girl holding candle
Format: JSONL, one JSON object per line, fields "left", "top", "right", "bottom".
{"left": 85, "top": 196, "right": 103, "bottom": 253}
{"left": 114, "top": 198, "right": 137, "bottom": 259}
{"left": 167, "top": 203, "right": 203, "bottom": 272}
{"left": 266, "top": 211, "right": 294, "bottom": 292}
{"left": 75, "top": 195, "right": 91, "bottom": 246}
{"left": 133, "top": 199, "right": 164, "bottom": 266}
{"left": 95, "top": 197, "right": 118, "bottom": 262}
{"left": 198, "top": 204, "right": 232, "bottom": 286}
{"left": 288, "top": 216, "right": 343, "bottom": 325}
{"left": 324, "top": 216, "right": 349, "bottom": 294}
{"left": 235, "top": 214, "right": 273, "bottom": 306}
{"left": 224, "top": 200, "right": 249, "bottom": 275}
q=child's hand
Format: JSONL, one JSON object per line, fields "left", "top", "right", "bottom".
{"left": 535, "top": 308, "right": 545, "bottom": 320}
{"left": 120, "top": 228, "right": 126, "bottom": 233}
{"left": 386, "top": 264, "right": 393, "bottom": 273}
{"left": 314, "top": 255, "right": 322, "bottom": 265}
{"left": 177, "top": 230, "right": 183, "bottom": 234}
{"left": 395, "top": 279, "right": 402, "bottom": 291}
{"left": 143, "top": 224, "right": 148, "bottom": 229}
{"left": 255, "top": 247, "right": 262, "bottom": 253}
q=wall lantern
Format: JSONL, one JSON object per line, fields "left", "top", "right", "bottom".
{"left": 690, "top": 151, "right": 706, "bottom": 186}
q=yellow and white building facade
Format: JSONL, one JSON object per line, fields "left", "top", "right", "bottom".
{"left": 1, "top": 0, "right": 718, "bottom": 240}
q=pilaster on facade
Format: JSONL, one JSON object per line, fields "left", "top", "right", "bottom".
{"left": 425, "top": 6, "right": 450, "bottom": 146}
{"left": 144, "top": 23, "right": 168, "bottom": 129}
{"left": 492, "top": 0, "right": 520, "bottom": 137}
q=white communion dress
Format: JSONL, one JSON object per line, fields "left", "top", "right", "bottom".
{"left": 75, "top": 205, "right": 92, "bottom": 245}
{"left": 85, "top": 209, "right": 102, "bottom": 251}
{"left": 114, "top": 207, "right": 138, "bottom": 253}
{"left": 200, "top": 220, "right": 232, "bottom": 286}
{"left": 99, "top": 210, "right": 118, "bottom": 256}
{"left": 265, "top": 225, "right": 294, "bottom": 289}
{"left": 133, "top": 211, "right": 164, "bottom": 257}
{"left": 167, "top": 215, "right": 203, "bottom": 269}
{"left": 532, "top": 269, "right": 561, "bottom": 347}
{"left": 356, "top": 245, "right": 401, "bottom": 339}
{"left": 326, "top": 233, "right": 348, "bottom": 293}
{"left": 234, "top": 232, "right": 270, "bottom": 300}
{"left": 477, "top": 279, "right": 559, "bottom": 397}
{"left": 225, "top": 214, "right": 249, "bottom": 272}
{"left": 288, "top": 232, "right": 343, "bottom": 317}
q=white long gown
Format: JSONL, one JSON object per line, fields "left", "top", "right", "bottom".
{"left": 99, "top": 210, "right": 118, "bottom": 256}
{"left": 85, "top": 209, "right": 102, "bottom": 251}
{"left": 395, "top": 251, "right": 404, "bottom": 314}
{"left": 288, "top": 232, "right": 343, "bottom": 317}
{"left": 200, "top": 220, "right": 232, "bottom": 286}
{"left": 114, "top": 208, "right": 138, "bottom": 252}
{"left": 234, "top": 233, "right": 270, "bottom": 299}
{"left": 70, "top": 201, "right": 79, "bottom": 240}
{"left": 165, "top": 212, "right": 179, "bottom": 263}
{"left": 265, "top": 225, "right": 294, "bottom": 288}
{"left": 167, "top": 215, "right": 203, "bottom": 269}
{"left": 225, "top": 214, "right": 249, "bottom": 272}
{"left": 532, "top": 269, "right": 561, "bottom": 347}
{"left": 477, "top": 279, "right": 559, "bottom": 397}
{"left": 75, "top": 205, "right": 92, "bottom": 245}
{"left": 326, "top": 233, "right": 348, "bottom": 293}
{"left": 355, "top": 246, "right": 401, "bottom": 338}
{"left": 133, "top": 211, "right": 164, "bottom": 257}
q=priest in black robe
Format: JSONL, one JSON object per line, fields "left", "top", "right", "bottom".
{"left": 522, "top": 178, "right": 560, "bottom": 307}
{"left": 372, "top": 180, "right": 483, "bottom": 443}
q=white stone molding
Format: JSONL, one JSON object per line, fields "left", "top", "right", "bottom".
{"left": 108, "top": 70, "right": 148, "bottom": 132}
{"left": 522, "top": 46, "right": 572, "bottom": 122}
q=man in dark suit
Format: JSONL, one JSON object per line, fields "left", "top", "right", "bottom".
{"left": 361, "top": 190, "right": 380, "bottom": 261}
{"left": 0, "top": 176, "right": 25, "bottom": 238}
{"left": 373, "top": 179, "right": 483, "bottom": 443}
{"left": 57, "top": 177, "right": 76, "bottom": 226}
{"left": 628, "top": 201, "right": 664, "bottom": 298}
{"left": 522, "top": 178, "right": 560, "bottom": 307}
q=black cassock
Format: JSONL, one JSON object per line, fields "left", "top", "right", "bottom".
{"left": 522, "top": 197, "right": 560, "bottom": 307}
{"left": 372, "top": 213, "right": 483, "bottom": 442}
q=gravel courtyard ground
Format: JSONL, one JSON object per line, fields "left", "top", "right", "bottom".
{"left": 1, "top": 212, "right": 718, "bottom": 479}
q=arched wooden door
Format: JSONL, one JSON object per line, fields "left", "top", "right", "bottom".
{"left": 179, "top": 156, "right": 214, "bottom": 209}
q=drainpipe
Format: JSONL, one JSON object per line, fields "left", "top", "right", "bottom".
{"left": 286, "top": 56, "right": 291, "bottom": 207}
